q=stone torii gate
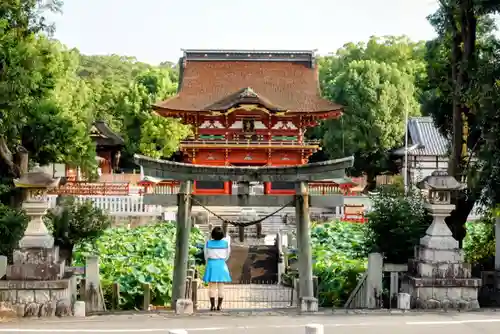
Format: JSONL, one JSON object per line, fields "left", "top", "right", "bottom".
{"left": 134, "top": 154, "right": 354, "bottom": 312}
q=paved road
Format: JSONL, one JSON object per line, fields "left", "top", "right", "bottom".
{"left": 2, "top": 312, "right": 500, "bottom": 333}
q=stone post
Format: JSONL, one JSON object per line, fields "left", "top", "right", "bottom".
{"left": 172, "top": 181, "right": 193, "bottom": 309}
{"left": 84, "top": 255, "right": 104, "bottom": 313}
{"left": 305, "top": 324, "right": 324, "bottom": 334}
{"left": 365, "top": 252, "right": 383, "bottom": 308}
{"left": 295, "top": 181, "right": 317, "bottom": 312}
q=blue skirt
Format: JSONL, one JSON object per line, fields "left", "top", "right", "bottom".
{"left": 203, "top": 259, "right": 232, "bottom": 283}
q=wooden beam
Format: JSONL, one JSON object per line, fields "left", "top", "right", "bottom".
{"left": 134, "top": 154, "right": 354, "bottom": 182}
{"left": 143, "top": 194, "right": 344, "bottom": 208}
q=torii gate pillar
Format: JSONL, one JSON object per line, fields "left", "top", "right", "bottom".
{"left": 171, "top": 181, "right": 193, "bottom": 308}
{"left": 295, "top": 181, "right": 317, "bottom": 311}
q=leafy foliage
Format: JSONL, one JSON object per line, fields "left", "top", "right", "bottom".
{"left": 309, "top": 221, "right": 367, "bottom": 307}
{"left": 77, "top": 57, "right": 191, "bottom": 166}
{"left": 44, "top": 197, "right": 111, "bottom": 263}
{"left": 463, "top": 214, "right": 496, "bottom": 268}
{"left": 0, "top": 2, "right": 97, "bottom": 203}
{"left": 316, "top": 36, "right": 425, "bottom": 187}
{"left": 73, "top": 223, "right": 204, "bottom": 310}
{"left": 0, "top": 204, "right": 28, "bottom": 261}
{"left": 422, "top": 1, "right": 500, "bottom": 244}
{"left": 365, "top": 187, "right": 432, "bottom": 263}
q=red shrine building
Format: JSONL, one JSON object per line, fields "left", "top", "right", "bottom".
{"left": 153, "top": 49, "right": 343, "bottom": 195}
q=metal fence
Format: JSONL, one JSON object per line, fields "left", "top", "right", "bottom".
{"left": 196, "top": 282, "right": 294, "bottom": 310}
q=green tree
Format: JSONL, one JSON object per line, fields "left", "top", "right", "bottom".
{"left": 320, "top": 60, "right": 420, "bottom": 189}
{"left": 118, "top": 69, "right": 191, "bottom": 160}
{"left": 0, "top": 204, "right": 28, "bottom": 261}
{"left": 422, "top": 0, "right": 500, "bottom": 245}
{"left": 76, "top": 56, "right": 190, "bottom": 165}
{"left": 0, "top": 1, "right": 96, "bottom": 206}
{"left": 314, "top": 36, "right": 426, "bottom": 187}
{"left": 319, "top": 36, "right": 427, "bottom": 102}
{"left": 44, "top": 197, "right": 112, "bottom": 265}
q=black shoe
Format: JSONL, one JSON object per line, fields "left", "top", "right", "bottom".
{"left": 217, "top": 297, "right": 223, "bottom": 311}
{"left": 209, "top": 297, "right": 216, "bottom": 311}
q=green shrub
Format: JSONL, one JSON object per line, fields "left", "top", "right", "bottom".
{"left": 365, "top": 187, "right": 432, "bottom": 263}
{"left": 45, "top": 197, "right": 112, "bottom": 264}
{"left": 464, "top": 212, "right": 496, "bottom": 269}
{"left": 0, "top": 204, "right": 28, "bottom": 262}
{"left": 73, "top": 223, "right": 204, "bottom": 309}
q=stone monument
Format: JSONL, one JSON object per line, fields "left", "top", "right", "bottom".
{"left": 0, "top": 168, "right": 76, "bottom": 317}
{"left": 404, "top": 170, "right": 481, "bottom": 309}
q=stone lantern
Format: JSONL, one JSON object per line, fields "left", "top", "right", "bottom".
{"left": 0, "top": 169, "right": 77, "bottom": 318}
{"left": 6, "top": 168, "right": 63, "bottom": 280}
{"left": 416, "top": 170, "right": 464, "bottom": 249}
{"left": 13, "top": 168, "right": 61, "bottom": 250}
{"left": 403, "top": 170, "right": 481, "bottom": 310}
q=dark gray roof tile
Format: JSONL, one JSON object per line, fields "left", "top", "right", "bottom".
{"left": 407, "top": 117, "right": 449, "bottom": 156}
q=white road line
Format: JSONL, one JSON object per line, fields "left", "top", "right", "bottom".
{"left": 0, "top": 330, "right": 167, "bottom": 333}
{"left": 406, "top": 318, "right": 500, "bottom": 325}
{"left": 3, "top": 318, "right": 500, "bottom": 333}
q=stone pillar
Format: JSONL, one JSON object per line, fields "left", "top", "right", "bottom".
{"left": 295, "top": 181, "right": 317, "bottom": 312}
{"left": 276, "top": 231, "right": 285, "bottom": 284}
{"left": 365, "top": 252, "right": 383, "bottom": 308}
{"left": 172, "top": 181, "right": 193, "bottom": 309}
{"left": 237, "top": 181, "right": 250, "bottom": 241}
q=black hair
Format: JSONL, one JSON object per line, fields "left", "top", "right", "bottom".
{"left": 211, "top": 226, "right": 225, "bottom": 241}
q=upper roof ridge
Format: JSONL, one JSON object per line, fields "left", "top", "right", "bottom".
{"left": 182, "top": 49, "right": 315, "bottom": 67}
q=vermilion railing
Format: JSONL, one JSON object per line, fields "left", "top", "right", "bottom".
{"left": 308, "top": 182, "right": 362, "bottom": 196}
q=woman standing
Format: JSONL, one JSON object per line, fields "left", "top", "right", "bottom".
{"left": 203, "top": 226, "right": 232, "bottom": 311}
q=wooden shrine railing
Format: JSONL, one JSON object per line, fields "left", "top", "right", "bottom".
{"left": 48, "top": 182, "right": 130, "bottom": 196}
{"left": 342, "top": 204, "right": 367, "bottom": 223}
{"left": 180, "top": 139, "right": 321, "bottom": 147}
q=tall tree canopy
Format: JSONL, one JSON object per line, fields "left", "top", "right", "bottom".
{"left": 422, "top": 0, "right": 500, "bottom": 244}
{"left": 0, "top": 0, "right": 190, "bottom": 204}
{"left": 317, "top": 36, "right": 425, "bottom": 188}
{"left": 77, "top": 56, "right": 191, "bottom": 164}
{"left": 0, "top": 0, "right": 96, "bottom": 205}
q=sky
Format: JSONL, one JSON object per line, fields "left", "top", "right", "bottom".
{"left": 51, "top": 0, "right": 440, "bottom": 65}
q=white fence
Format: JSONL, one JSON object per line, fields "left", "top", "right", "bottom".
{"left": 46, "top": 194, "right": 482, "bottom": 221}
{"left": 47, "top": 195, "right": 163, "bottom": 217}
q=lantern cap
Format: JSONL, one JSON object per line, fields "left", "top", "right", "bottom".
{"left": 13, "top": 167, "right": 61, "bottom": 189}
{"left": 417, "top": 170, "right": 464, "bottom": 191}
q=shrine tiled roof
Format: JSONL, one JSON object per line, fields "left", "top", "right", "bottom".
{"left": 407, "top": 117, "right": 449, "bottom": 156}
{"left": 154, "top": 50, "right": 342, "bottom": 114}
{"left": 90, "top": 121, "right": 124, "bottom": 147}
{"left": 393, "top": 117, "right": 449, "bottom": 157}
